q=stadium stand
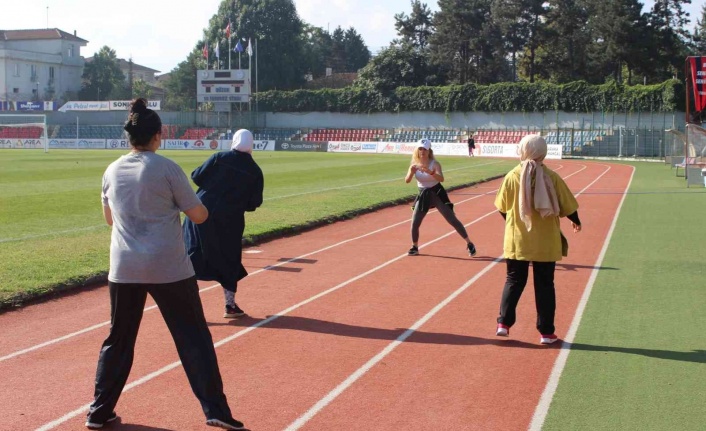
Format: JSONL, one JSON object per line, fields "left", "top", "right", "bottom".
{"left": 472, "top": 130, "right": 533, "bottom": 144}
{"left": 179, "top": 128, "right": 217, "bottom": 139}
{"left": 161, "top": 125, "right": 180, "bottom": 139}
{"left": 387, "top": 129, "right": 460, "bottom": 142}
{"left": 52, "top": 125, "right": 125, "bottom": 139}
{"left": 253, "top": 128, "right": 300, "bottom": 140}
{"left": 304, "top": 128, "right": 386, "bottom": 142}
{"left": 0, "top": 126, "right": 44, "bottom": 138}
{"left": 545, "top": 130, "right": 603, "bottom": 153}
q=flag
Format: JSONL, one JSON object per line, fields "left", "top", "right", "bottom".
{"left": 225, "top": 22, "right": 231, "bottom": 39}
{"left": 247, "top": 38, "right": 253, "bottom": 56}
{"left": 202, "top": 41, "right": 208, "bottom": 58}
{"left": 215, "top": 41, "right": 220, "bottom": 58}
{"left": 234, "top": 40, "right": 243, "bottom": 53}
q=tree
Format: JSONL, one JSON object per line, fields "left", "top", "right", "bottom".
{"left": 301, "top": 24, "right": 333, "bottom": 79}
{"left": 693, "top": 3, "right": 706, "bottom": 53}
{"left": 585, "top": 0, "right": 649, "bottom": 84}
{"left": 353, "top": 44, "right": 439, "bottom": 92}
{"left": 533, "top": 0, "right": 591, "bottom": 83}
{"left": 79, "top": 46, "right": 125, "bottom": 101}
{"left": 163, "top": 51, "right": 202, "bottom": 111}
{"left": 343, "top": 28, "right": 371, "bottom": 72}
{"left": 647, "top": 0, "right": 693, "bottom": 81}
{"left": 394, "top": 0, "right": 435, "bottom": 49}
{"left": 132, "top": 79, "right": 153, "bottom": 99}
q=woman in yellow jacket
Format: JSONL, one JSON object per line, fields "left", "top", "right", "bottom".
{"left": 494, "top": 135, "right": 582, "bottom": 344}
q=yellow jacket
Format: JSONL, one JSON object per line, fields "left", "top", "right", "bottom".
{"left": 494, "top": 164, "right": 579, "bottom": 262}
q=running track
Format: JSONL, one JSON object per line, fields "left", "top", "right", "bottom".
{"left": 0, "top": 160, "right": 633, "bottom": 431}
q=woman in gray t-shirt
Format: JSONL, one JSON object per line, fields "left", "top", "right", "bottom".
{"left": 86, "top": 98, "right": 245, "bottom": 431}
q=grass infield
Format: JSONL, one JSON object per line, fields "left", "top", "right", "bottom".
{"left": 543, "top": 161, "right": 706, "bottom": 430}
{"left": 0, "top": 149, "right": 515, "bottom": 308}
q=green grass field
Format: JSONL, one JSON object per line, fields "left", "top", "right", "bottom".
{"left": 0, "top": 149, "right": 515, "bottom": 306}
{"left": 544, "top": 161, "right": 706, "bottom": 430}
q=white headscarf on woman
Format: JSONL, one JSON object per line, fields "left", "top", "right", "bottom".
{"left": 518, "top": 134, "right": 559, "bottom": 231}
{"left": 231, "top": 129, "right": 254, "bottom": 153}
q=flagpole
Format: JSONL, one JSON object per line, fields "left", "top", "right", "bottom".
{"left": 228, "top": 37, "right": 231, "bottom": 70}
{"left": 255, "top": 38, "right": 258, "bottom": 114}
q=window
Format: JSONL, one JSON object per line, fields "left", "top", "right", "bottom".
{"left": 49, "top": 67, "right": 55, "bottom": 82}
{"left": 13, "top": 88, "right": 19, "bottom": 93}
{"left": 30, "top": 65, "right": 37, "bottom": 81}
{"left": 68, "top": 44, "right": 74, "bottom": 57}
{"left": 13, "top": 64, "right": 20, "bottom": 77}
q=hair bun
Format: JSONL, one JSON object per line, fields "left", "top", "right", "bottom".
{"left": 130, "top": 98, "right": 148, "bottom": 114}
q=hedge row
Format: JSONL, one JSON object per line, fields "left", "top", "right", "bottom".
{"left": 255, "top": 80, "right": 684, "bottom": 114}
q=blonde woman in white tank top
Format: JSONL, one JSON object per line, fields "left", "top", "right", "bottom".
{"left": 404, "top": 139, "right": 477, "bottom": 257}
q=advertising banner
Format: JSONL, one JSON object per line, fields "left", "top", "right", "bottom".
{"left": 688, "top": 56, "right": 706, "bottom": 112}
{"left": 107, "top": 139, "right": 131, "bottom": 149}
{"left": 476, "top": 143, "right": 562, "bottom": 159}
{"left": 326, "top": 141, "right": 379, "bottom": 153}
{"left": 48, "top": 139, "right": 106, "bottom": 149}
{"left": 276, "top": 141, "right": 328, "bottom": 152}
{"left": 163, "top": 139, "right": 214, "bottom": 150}
{"left": 0, "top": 138, "right": 44, "bottom": 148}
{"left": 109, "top": 100, "right": 161, "bottom": 110}
{"left": 0, "top": 101, "right": 53, "bottom": 111}
{"left": 58, "top": 101, "right": 111, "bottom": 112}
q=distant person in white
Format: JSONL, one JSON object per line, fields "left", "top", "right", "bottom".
{"left": 87, "top": 98, "right": 245, "bottom": 431}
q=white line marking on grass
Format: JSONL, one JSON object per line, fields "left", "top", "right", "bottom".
{"left": 0, "top": 225, "right": 106, "bottom": 244}
{"left": 284, "top": 257, "right": 504, "bottom": 431}
{"left": 528, "top": 164, "right": 634, "bottom": 431}
{"left": 33, "top": 208, "right": 500, "bottom": 431}
{"left": 263, "top": 161, "right": 505, "bottom": 201}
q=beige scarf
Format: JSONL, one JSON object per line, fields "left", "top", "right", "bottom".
{"left": 518, "top": 135, "right": 559, "bottom": 231}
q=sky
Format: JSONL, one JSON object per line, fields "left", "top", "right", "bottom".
{"left": 0, "top": 0, "right": 702, "bottom": 76}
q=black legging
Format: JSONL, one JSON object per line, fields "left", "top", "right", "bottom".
{"left": 497, "top": 259, "right": 556, "bottom": 335}
{"left": 411, "top": 189, "right": 469, "bottom": 243}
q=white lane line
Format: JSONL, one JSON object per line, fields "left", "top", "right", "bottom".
{"left": 2, "top": 186, "right": 498, "bottom": 363}
{"left": 32, "top": 206, "right": 502, "bottom": 431}
{"left": 528, "top": 164, "right": 634, "bottom": 431}
{"left": 31, "top": 162, "right": 589, "bottom": 430}
{"left": 281, "top": 162, "right": 600, "bottom": 431}
{"left": 284, "top": 257, "right": 504, "bottom": 431}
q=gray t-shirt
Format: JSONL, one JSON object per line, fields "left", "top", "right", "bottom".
{"left": 101, "top": 152, "right": 202, "bottom": 284}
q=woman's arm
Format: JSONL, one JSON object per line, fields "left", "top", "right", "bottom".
{"left": 184, "top": 204, "right": 209, "bottom": 224}
{"left": 404, "top": 165, "right": 417, "bottom": 183}
{"left": 102, "top": 205, "right": 113, "bottom": 226}
{"left": 567, "top": 211, "right": 582, "bottom": 232}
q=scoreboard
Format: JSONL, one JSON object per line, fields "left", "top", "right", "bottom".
{"left": 197, "top": 69, "right": 251, "bottom": 103}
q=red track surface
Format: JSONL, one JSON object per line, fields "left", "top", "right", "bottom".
{"left": 0, "top": 160, "right": 632, "bottom": 431}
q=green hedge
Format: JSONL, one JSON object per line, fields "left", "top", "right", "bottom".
{"left": 255, "top": 80, "right": 683, "bottom": 114}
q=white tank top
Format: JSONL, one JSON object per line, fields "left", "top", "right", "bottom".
{"left": 415, "top": 160, "right": 439, "bottom": 188}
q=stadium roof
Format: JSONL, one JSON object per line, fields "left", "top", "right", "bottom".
{"left": 0, "top": 28, "right": 88, "bottom": 43}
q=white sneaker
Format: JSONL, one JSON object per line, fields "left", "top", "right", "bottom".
{"left": 540, "top": 334, "right": 558, "bottom": 344}
{"left": 496, "top": 324, "right": 509, "bottom": 337}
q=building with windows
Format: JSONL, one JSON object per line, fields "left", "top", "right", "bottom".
{"left": 0, "top": 28, "right": 87, "bottom": 103}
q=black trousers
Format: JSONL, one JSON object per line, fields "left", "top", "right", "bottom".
{"left": 87, "top": 276, "right": 233, "bottom": 423}
{"left": 497, "top": 259, "right": 556, "bottom": 335}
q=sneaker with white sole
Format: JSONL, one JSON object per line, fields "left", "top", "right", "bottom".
{"left": 540, "top": 334, "right": 558, "bottom": 344}
{"left": 467, "top": 242, "right": 477, "bottom": 257}
{"left": 206, "top": 417, "right": 245, "bottom": 430}
{"left": 85, "top": 412, "right": 118, "bottom": 429}
{"left": 496, "top": 324, "right": 509, "bottom": 337}
{"left": 407, "top": 245, "right": 419, "bottom": 256}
